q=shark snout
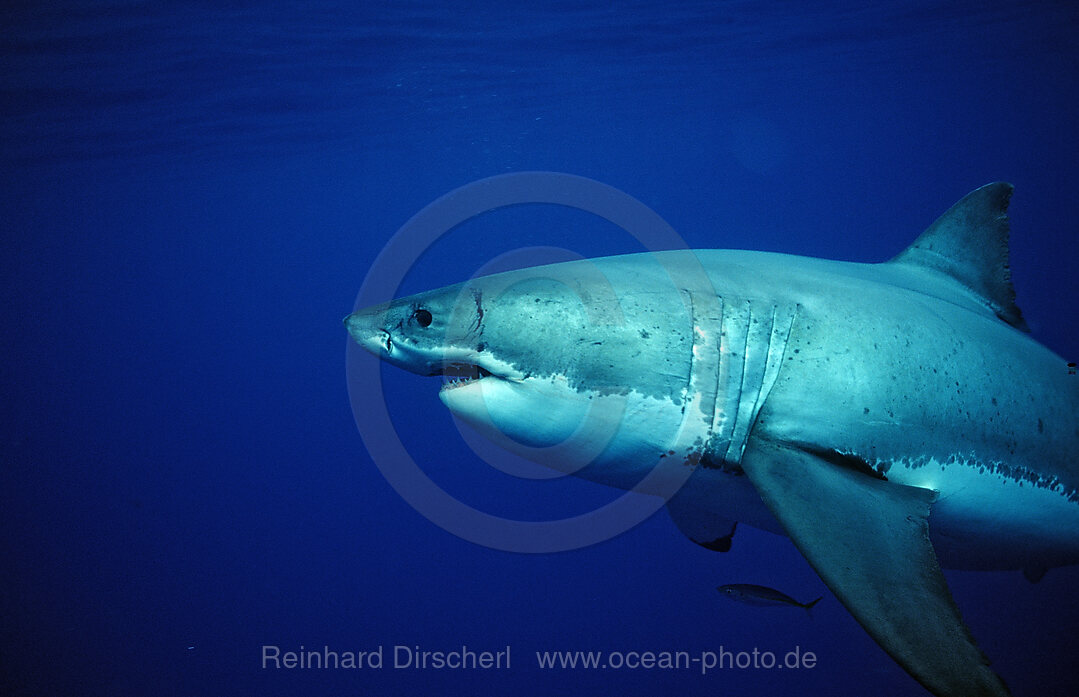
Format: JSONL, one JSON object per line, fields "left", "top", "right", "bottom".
{"left": 344, "top": 306, "right": 447, "bottom": 376}
{"left": 344, "top": 310, "right": 391, "bottom": 356}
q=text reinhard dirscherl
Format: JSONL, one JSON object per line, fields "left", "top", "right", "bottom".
{"left": 262, "top": 645, "right": 511, "bottom": 671}
{"left": 260, "top": 645, "right": 817, "bottom": 675}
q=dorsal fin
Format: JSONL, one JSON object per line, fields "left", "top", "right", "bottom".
{"left": 889, "top": 182, "right": 1028, "bottom": 332}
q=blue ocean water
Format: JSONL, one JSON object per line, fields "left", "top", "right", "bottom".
{"left": 2, "top": 1, "right": 1078, "bottom": 695}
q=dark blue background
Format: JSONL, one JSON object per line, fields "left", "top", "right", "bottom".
{"left": 2, "top": 2, "right": 1077, "bottom": 695}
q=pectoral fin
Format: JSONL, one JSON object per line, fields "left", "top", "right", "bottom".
{"left": 740, "top": 439, "right": 1010, "bottom": 697}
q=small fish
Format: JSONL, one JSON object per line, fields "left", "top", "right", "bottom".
{"left": 718, "top": 584, "right": 821, "bottom": 614}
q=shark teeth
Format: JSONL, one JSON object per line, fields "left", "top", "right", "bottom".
{"left": 439, "top": 363, "right": 492, "bottom": 390}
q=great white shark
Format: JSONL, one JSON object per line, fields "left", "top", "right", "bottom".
{"left": 345, "top": 183, "right": 1078, "bottom": 696}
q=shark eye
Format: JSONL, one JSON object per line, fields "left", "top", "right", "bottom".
{"left": 413, "top": 308, "right": 433, "bottom": 328}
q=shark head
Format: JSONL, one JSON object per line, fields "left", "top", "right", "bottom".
{"left": 346, "top": 257, "right": 708, "bottom": 483}
{"left": 345, "top": 277, "right": 548, "bottom": 446}
{"left": 344, "top": 281, "right": 520, "bottom": 393}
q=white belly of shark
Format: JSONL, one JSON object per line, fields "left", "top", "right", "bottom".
{"left": 440, "top": 374, "right": 685, "bottom": 484}
{"left": 890, "top": 453, "right": 1079, "bottom": 571}
{"left": 346, "top": 182, "right": 1078, "bottom": 697}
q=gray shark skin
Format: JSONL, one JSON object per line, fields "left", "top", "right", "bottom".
{"left": 346, "top": 183, "right": 1079, "bottom": 697}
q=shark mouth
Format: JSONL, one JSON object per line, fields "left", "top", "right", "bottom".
{"left": 438, "top": 362, "right": 493, "bottom": 391}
